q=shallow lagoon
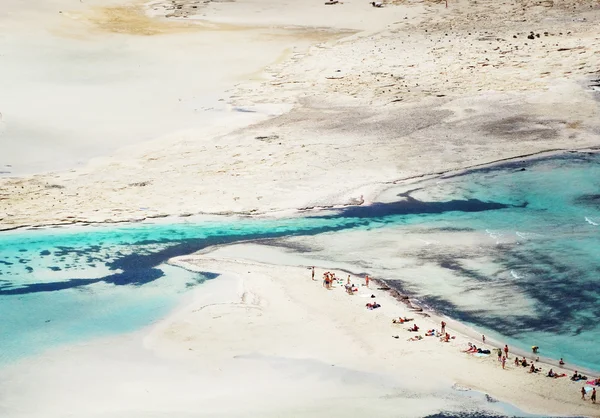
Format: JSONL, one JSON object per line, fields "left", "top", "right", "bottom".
{"left": 1, "top": 152, "right": 598, "bottom": 373}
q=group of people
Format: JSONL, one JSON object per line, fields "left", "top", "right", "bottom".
{"left": 582, "top": 386, "right": 597, "bottom": 403}
{"left": 571, "top": 371, "right": 589, "bottom": 382}
{"left": 311, "top": 267, "right": 598, "bottom": 405}
{"left": 316, "top": 267, "right": 370, "bottom": 294}
{"left": 491, "top": 340, "right": 598, "bottom": 404}
{"left": 320, "top": 270, "right": 339, "bottom": 289}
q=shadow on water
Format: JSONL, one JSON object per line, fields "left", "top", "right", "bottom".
{"left": 0, "top": 197, "right": 519, "bottom": 295}
{"left": 402, "top": 243, "right": 600, "bottom": 338}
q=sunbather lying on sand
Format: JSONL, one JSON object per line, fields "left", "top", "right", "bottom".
{"left": 407, "top": 335, "right": 423, "bottom": 341}
{"left": 365, "top": 302, "right": 380, "bottom": 310}
{"left": 585, "top": 378, "right": 600, "bottom": 386}
{"left": 392, "top": 316, "right": 413, "bottom": 323}
{"left": 462, "top": 343, "right": 478, "bottom": 353}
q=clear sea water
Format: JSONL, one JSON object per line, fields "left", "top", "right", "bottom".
{"left": 1, "top": 153, "right": 599, "bottom": 379}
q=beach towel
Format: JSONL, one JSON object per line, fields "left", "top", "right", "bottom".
{"left": 584, "top": 386, "right": 593, "bottom": 393}
{"left": 586, "top": 380, "right": 597, "bottom": 385}
{"left": 474, "top": 353, "right": 490, "bottom": 357}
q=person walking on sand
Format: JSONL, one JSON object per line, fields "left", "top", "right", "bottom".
{"left": 501, "top": 356, "right": 506, "bottom": 369}
{"left": 347, "top": 275, "right": 351, "bottom": 285}
{"left": 581, "top": 386, "right": 586, "bottom": 400}
{"left": 482, "top": 335, "right": 486, "bottom": 344}
{"left": 365, "top": 275, "right": 370, "bottom": 287}
{"left": 503, "top": 344, "right": 509, "bottom": 359}
{"left": 592, "top": 387, "right": 596, "bottom": 404}
{"left": 441, "top": 321, "right": 446, "bottom": 334}
{"left": 311, "top": 266, "right": 315, "bottom": 281}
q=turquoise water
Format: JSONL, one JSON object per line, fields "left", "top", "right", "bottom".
{"left": 0, "top": 152, "right": 599, "bottom": 372}
{"left": 396, "top": 153, "right": 600, "bottom": 371}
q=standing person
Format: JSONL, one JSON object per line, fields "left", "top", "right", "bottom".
{"left": 497, "top": 348, "right": 502, "bottom": 362}
{"left": 592, "top": 387, "right": 596, "bottom": 404}
{"left": 441, "top": 321, "right": 446, "bottom": 334}
{"left": 365, "top": 275, "right": 370, "bottom": 287}
{"left": 482, "top": 335, "right": 486, "bottom": 344}
{"left": 504, "top": 344, "right": 509, "bottom": 359}
{"left": 581, "top": 387, "right": 586, "bottom": 400}
{"left": 311, "top": 266, "right": 315, "bottom": 281}
{"left": 347, "top": 275, "right": 351, "bottom": 285}
{"left": 501, "top": 356, "right": 506, "bottom": 369}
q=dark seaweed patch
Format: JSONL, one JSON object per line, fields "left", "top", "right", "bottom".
{"left": 0, "top": 195, "right": 518, "bottom": 296}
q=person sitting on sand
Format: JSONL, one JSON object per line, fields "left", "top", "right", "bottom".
{"left": 559, "top": 358, "right": 565, "bottom": 365}
{"left": 408, "top": 324, "right": 419, "bottom": 332}
{"left": 529, "top": 363, "right": 540, "bottom": 373}
{"left": 520, "top": 357, "right": 528, "bottom": 367}
{"left": 547, "top": 369, "right": 555, "bottom": 377}
{"left": 345, "top": 284, "right": 354, "bottom": 295}
{"left": 514, "top": 357, "right": 519, "bottom": 367}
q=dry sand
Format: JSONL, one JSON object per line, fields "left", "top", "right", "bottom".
{"left": 2, "top": 243, "right": 598, "bottom": 417}
{"left": 1, "top": 0, "right": 600, "bottom": 416}
{"left": 1, "top": 0, "right": 599, "bottom": 230}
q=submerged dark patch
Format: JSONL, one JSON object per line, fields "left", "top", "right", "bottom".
{"left": 0, "top": 194, "right": 517, "bottom": 296}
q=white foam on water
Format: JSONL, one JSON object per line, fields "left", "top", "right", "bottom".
{"left": 510, "top": 270, "right": 523, "bottom": 280}
{"left": 515, "top": 231, "right": 543, "bottom": 240}
{"left": 584, "top": 217, "right": 598, "bottom": 226}
{"left": 485, "top": 229, "right": 504, "bottom": 244}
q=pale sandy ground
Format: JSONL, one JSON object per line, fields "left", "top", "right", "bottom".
{"left": 2, "top": 243, "right": 598, "bottom": 417}
{"left": 1, "top": 0, "right": 600, "bottom": 416}
{"left": 1, "top": 0, "right": 599, "bottom": 230}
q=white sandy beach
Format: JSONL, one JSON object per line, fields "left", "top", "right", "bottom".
{"left": 1, "top": 0, "right": 599, "bottom": 229}
{"left": 1, "top": 243, "right": 598, "bottom": 417}
{"left": 1, "top": 0, "right": 600, "bottom": 416}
